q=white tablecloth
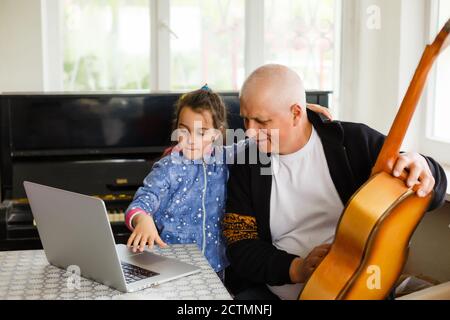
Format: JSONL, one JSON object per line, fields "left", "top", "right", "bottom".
{"left": 0, "top": 244, "right": 232, "bottom": 300}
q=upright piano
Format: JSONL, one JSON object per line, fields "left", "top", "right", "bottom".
{"left": 0, "top": 91, "right": 330, "bottom": 251}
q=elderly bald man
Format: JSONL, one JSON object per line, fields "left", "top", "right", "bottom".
{"left": 222, "top": 64, "right": 447, "bottom": 300}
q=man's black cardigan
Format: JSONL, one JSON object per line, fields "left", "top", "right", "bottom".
{"left": 223, "top": 109, "right": 447, "bottom": 290}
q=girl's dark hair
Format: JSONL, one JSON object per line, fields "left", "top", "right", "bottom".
{"left": 161, "top": 87, "right": 228, "bottom": 158}
{"left": 172, "top": 88, "right": 228, "bottom": 134}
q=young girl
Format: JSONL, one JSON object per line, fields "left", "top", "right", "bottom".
{"left": 125, "top": 86, "right": 233, "bottom": 279}
{"left": 124, "top": 85, "right": 332, "bottom": 279}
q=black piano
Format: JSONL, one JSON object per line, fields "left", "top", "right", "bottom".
{"left": 0, "top": 91, "right": 330, "bottom": 251}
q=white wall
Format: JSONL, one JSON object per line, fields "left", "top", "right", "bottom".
{"left": 0, "top": 0, "right": 46, "bottom": 92}
{"left": 0, "top": 0, "right": 62, "bottom": 93}
{"left": 340, "top": 0, "right": 429, "bottom": 152}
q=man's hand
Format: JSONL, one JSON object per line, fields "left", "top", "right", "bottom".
{"left": 290, "top": 244, "right": 331, "bottom": 283}
{"left": 389, "top": 152, "right": 435, "bottom": 198}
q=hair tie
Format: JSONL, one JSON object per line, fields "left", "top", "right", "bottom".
{"left": 201, "top": 84, "right": 212, "bottom": 92}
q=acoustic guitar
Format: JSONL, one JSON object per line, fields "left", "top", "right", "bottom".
{"left": 299, "top": 18, "right": 450, "bottom": 300}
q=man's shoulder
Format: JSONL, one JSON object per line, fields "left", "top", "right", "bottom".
{"left": 339, "top": 120, "right": 376, "bottom": 133}
{"left": 308, "top": 109, "right": 384, "bottom": 144}
{"left": 335, "top": 120, "right": 385, "bottom": 142}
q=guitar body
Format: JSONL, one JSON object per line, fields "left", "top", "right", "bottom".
{"left": 300, "top": 172, "right": 432, "bottom": 300}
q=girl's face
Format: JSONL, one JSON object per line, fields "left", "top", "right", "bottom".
{"left": 176, "top": 106, "right": 221, "bottom": 160}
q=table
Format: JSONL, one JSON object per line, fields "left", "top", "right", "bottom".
{"left": 0, "top": 244, "right": 232, "bottom": 300}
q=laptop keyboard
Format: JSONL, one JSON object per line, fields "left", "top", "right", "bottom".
{"left": 121, "top": 261, "right": 159, "bottom": 284}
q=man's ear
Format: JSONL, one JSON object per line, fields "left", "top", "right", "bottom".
{"left": 291, "top": 104, "right": 303, "bottom": 126}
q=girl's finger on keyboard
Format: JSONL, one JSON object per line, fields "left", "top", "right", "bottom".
{"left": 155, "top": 235, "right": 167, "bottom": 248}
{"left": 126, "top": 232, "right": 136, "bottom": 248}
{"left": 139, "top": 235, "right": 148, "bottom": 252}
{"left": 148, "top": 236, "right": 155, "bottom": 250}
{"left": 132, "top": 234, "right": 142, "bottom": 252}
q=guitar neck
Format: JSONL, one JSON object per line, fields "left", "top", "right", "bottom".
{"left": 372, "top": 25, "right": 449, "bottom": 176}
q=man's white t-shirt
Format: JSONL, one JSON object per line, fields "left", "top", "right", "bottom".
{"left": 267, "top": 127, "right": 344, "bottom": 300}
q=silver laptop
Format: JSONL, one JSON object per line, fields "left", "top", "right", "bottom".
{"left": 23, "top": 181, "right": 201, "bottom": 293}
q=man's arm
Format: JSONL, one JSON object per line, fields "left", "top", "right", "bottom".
{"left": 421, "top": 156, "right": 447, "bottom": 210}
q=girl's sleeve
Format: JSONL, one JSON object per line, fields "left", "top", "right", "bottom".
{"left": 125, "top": 159, "right": 172, "bottom": 231}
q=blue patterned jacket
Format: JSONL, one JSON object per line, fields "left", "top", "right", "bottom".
{"left": 125, "top": 141, "right": 248, "bottom": 272}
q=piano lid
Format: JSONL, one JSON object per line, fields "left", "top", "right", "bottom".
{"left": 0, "top": 92, "right": 243, "bottom": 201}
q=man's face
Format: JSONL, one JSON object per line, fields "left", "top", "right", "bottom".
{"left": 240, "top": 98, "right": 294, "bottom": 154}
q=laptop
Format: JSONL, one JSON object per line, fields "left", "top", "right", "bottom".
{"left": 23, "top": 181, "right": 201, "bottom": 293}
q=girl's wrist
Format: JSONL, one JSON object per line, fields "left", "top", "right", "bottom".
{"left": 127, "top": 209, "right": 148, "bottom": 230}
{"left": 132, "top": 213, "right": 146, "bottom": 228}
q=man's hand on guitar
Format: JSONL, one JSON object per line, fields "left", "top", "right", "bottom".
{"left": 389, "top": 152, "right": 435, "bottom": 198}
{"left": 289, "top": 244, "right": 332, "bottom": 284}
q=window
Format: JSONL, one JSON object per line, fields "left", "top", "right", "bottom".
{"left": 264, "top": 0, "right": 338, "bottom": 90}
{"left": 170, "top": 0, "right": 245, "bottom": 91}
{"left": 61, "top": 0, "right": 340, "bottom": 93}
{"left": 63, "top": 0, "right": 150, "bottom": 91}
{"left": 431, "top": 0, "right": 450, "bottom": 142}
{"left": 421, "top": 0, "right": 450, "bottom": 166}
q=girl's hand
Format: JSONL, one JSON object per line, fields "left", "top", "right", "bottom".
{"left": 306, "top": 103, "right": 333, "bottom": 121}
{"left": 126, "top": 214, "right": 168, "bottom": 253}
